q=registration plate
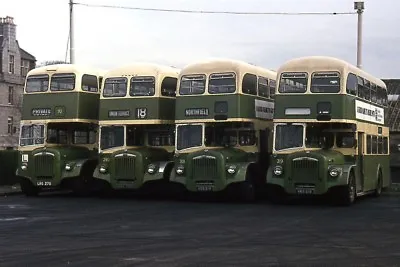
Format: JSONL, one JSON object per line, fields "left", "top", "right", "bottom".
{"left": 36, "top": 181, "right": 52, "bottom": 186}
{"left": 296, "top": 187, "right": 315, "bottom": 195}
{"left": 196, "top": 184, "right": 214, "bottom": 192}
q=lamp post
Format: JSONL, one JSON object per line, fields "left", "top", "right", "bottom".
{"left": 354, "top": 1, "right": 364, "bottom": 69}
{"left": 69, "top": 0, "right": 75, "bottom": 64}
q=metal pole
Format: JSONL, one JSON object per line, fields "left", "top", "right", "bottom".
{"left": 69, "top": 0, "right": 75, "bottom": 64}
{"left": 354, "top": 2, "right": 364, "bottom": 69}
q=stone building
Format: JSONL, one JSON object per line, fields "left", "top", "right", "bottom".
{"left": 0, "top": 16, "right": 36, "bottom": 149}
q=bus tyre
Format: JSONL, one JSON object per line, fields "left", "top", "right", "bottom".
{"left": 20, "top": 180, "right": 39, "bottom": 197}
{"left": 268, "top": 187, "right": 287, "bottom": 205}
{"left": 373, "top": 171, "right": 383, "bottom": 197}
{"left": 72, "top": 177, "right": 91, "bottom": 197}
{"left": 338, "top": 172, "right": 356, "bottom": 206}
{"left": 240, "top": 181, "right": 256, "bottom": 202}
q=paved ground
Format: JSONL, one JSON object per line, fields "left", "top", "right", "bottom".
{"left": 0, "top": 193, "right": 400, "bottom": 267}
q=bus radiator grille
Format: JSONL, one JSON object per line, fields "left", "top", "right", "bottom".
{"left": 291, "top": 157, "right": 319, "bottom": 182}
{"left": 114, "top": 156, "right": 135, "bottom": 181}
{"left": 192, "top": 156, "right": 218, "bottom": 180}
{"left": 34, "top": 154, "right": 55, "bottom": 179}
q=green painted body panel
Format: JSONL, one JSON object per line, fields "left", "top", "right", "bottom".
{"left": 21, "top": 92, "right": 99, "bottom": 121}
{"left": 274, "top": 94, "right": 386, "bottom": 125}
{"left": 170, "top": 148, "right": 260, "bottom": 192}
{"left": 99, "top": 98, "right": 175, "bottom": 121}
{"left": 17, "top": 146, "right": 98, "bottom": 188}
{"left": 267, "top": 150, "right": 390, "bottom": 195}
{"left": 93, "top": 147, "right": 173, "bottom": 190}
{"left": 175, "top": 94, "right": 272, "bottom": 121}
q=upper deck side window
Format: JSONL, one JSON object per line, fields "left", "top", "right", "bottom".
{"left": 208, "top": 72, "right": 236, "bottom": 94}
{"left": 82, "top": 74, "right": 99, "bottom": 92}
{"left": 257, "top": 76, "right": 269, "bottom": 98}
{"left": 346, "top": 73, "right": 358, "bottom": 96}
{"left": 269, "top": 79, "right": 276, "bottom": 99}
{"left": 161, "top": 77, "right": 177, "bottom": 97}
{"left": 242, "top": 73, "right": 257, "bottom": 95}
{"left": 103, "top": 77, "right": 127, "bottom": 97}
{"left": 278, "top": 72, "right": 308, "bottom": 93}
{"left": 179, "top": 74, "right": 206, "bottom": 95}
{"left": 50, "top": 73, "right": 76, "bottom": 91}
{"left": 130, "top": 76, "right": 155, "bottom": 96}
{"left": 310, "top": 72, "right": 340, "bottom": 93}
{"left": 25, "top": 74, "right": 49, "bottom": 93}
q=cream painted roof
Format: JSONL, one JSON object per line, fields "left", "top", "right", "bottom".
{"left": 277, "top": 56, "right": 386, "bottom": 88}
{"left": 103, "top": 63, "right": 180, "bottom": 78}
{"left": 27, "top": 64, "right": 105, "bottom": 77}
{"left": 180, "top": 58, "right": 277, "bottom": 80}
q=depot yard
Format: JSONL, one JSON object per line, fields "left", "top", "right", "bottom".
{"left": 0, "top": 193, "right": 399, "bottom": 266}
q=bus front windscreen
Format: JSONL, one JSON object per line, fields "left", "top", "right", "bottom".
{"left": 100, "top": 126, "right": 124, "bottom": 150}
{"left": 274, "top": 124, "right": 304, "bottom": 151}
{"left": 176, "top": 125, "right": 202, "bottom": 150}
{"left": 19, "top": 124, "right": 45, "bottom": 146}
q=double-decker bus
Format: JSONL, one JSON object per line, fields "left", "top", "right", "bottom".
{"left": 92, "top": 63, "right": 179, "bottom": 193}
{"left": 267, "top": 56, "right": 390, "bottom": 205}
{"left": 16, "top": 64, "right": 104, "bottom": 196}
{"left": 170, "top": 58, "right": 276, "bottom": 201}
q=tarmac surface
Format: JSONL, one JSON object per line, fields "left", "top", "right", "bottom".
{"left": 0, "top": 193, "right": 400, "bottom": 267}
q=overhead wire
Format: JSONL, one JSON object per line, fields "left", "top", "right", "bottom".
{"left": 73, "top": 2, "right": 356, "bottom": 16}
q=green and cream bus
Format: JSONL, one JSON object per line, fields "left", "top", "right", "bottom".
{"left": 267, "top": 56, "right": 390, "bottom": 205}
{"left": 92, "top": 63, "right": 179, "bottom": 193}
{"left": 16, "top": 64, "right": 104, "bottom": 196}
{"left": 170, "top": 58, "right": 276, "bottom": 201}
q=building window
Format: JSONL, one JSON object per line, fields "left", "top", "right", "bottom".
{"left": 9, "top": 55, "right": 15, "bottom": 74}
{"left": 8, "top": 86, "right": 13, "bottom": 105}
{"left": 21, "top": 60, "right": 30, "bottom": 77}
{"left": 7, "top": 117, "right": 13, "bottom": 134}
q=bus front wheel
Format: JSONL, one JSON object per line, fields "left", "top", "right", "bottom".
{"left": 20, "top": 180, "right": 40, "bottom": 197}
{"left": 337, "top": 172, "right": 356, "bottom": 206}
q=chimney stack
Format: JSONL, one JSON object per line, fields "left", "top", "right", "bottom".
{"left": 0, "top": 16, "right": 17, "bottom": 49}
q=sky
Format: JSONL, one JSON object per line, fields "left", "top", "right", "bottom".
{"left": 2, "top": 0, "right": 399, "bottom": 78}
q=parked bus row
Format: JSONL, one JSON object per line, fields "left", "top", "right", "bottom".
{"left": 16, "top": 56, "right": 391, "bottom": 206}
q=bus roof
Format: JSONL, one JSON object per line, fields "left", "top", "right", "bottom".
{"left": 180, "top": 58, "right": 277, "bottom": 80}
{"left": 277, "top": 56, "right": 386, "bottom": 89}
{"left": 103, "top": 63, "right": 180, "bottom": 78}
{"left": 27, "top": 64, "right": 105, "bottom": 77}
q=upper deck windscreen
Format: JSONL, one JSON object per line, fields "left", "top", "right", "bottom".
{"left": 25, "top": 75, "right": 49, "bottom": 92}
{"left": 208, "top": 73, "right": 236, "bottom": 94}
{"left": 103, "top": 77, "right": 128, "bottom": 97}
{"left": 50, "top": 73, "right": 75, "bottom": 91}
{"left": 310, "top": 72, "right": 340, "bottom": 93}
{"left": 179, "top": 75, "right": 206, "bottom": 95}
{"left": 129, "top": 76, "right": 155, "bottom": 96}
{"left": 279, "top": 73, "right": 308, "bottom": 93}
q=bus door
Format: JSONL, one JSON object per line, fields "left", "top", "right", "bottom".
{"left": 356, "top": 132, "right": 364, "bottom": 193}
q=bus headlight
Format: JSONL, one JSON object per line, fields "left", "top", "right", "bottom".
{"left": 99, "top": 166, "right": 107, "bottom": 173}
{"left": 176, "top": 166, "right": 184, "bottom": 175}
{"left": 65, "top": 164, "right": 73, "bottom": 171}
{"left": 329, "top": 167, "right": 341, "bottom": 177}
{"left": 227, "top": 165, "right": 237, "bottom": 174}
{"left": 273, "top": 166, "right": 283, "bottom": 176}
{"left": 21, "top": 164, "right": 28, "bottom": 170}
{"left": 147, "top": 164, "right": 157, "bottom": 174}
